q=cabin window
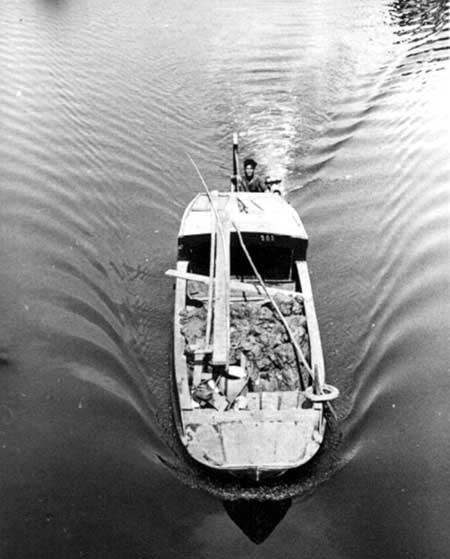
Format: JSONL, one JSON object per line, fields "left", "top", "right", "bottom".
{"left": 185, "top": 244, "right": 211, "bottom": 275}
{"left": 231, "top": 244, "right": 293, "bottom": 281}
{"left": 179, "top": 234, "right": 301, "bottom": 280}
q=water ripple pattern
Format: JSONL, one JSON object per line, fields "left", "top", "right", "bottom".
{"left": 1, "top": 0, "right": 449, "bottom": 556}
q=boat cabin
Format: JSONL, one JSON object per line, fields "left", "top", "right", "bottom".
{"left": 178, "top": 192, "right": 309, "bottom": 282}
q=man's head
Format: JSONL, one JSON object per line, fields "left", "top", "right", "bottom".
{"left": 243, "top": 158, "right": 257, "bottom": 179}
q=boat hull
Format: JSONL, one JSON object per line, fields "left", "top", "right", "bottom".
{"left": 170, "top": 192, "right": 329, "bottom": 479}
{"left": 180, "top": 405, "right": 325, "bottom": 478}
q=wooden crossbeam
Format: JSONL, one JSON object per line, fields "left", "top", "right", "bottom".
{"left": 165, "top": 270, "right": 307, "bottom": 301}
{"left": 212, "top": 198, "right": 230, "bottom": 367}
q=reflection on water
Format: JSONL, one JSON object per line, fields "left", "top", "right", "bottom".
{"left": 1, "top": 0, "right": 449, "bottom": 555}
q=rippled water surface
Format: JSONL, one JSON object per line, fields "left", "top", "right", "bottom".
{"left": 1, "top": 0, "right": 449, "bottom": 557}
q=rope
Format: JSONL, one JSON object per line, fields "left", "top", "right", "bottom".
{"left": 233, "top": 221, "right": 339, "bottom": 418}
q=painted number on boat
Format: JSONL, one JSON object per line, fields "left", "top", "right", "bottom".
{"left": 260, "top": 234, "right": 275, "bottom": 242}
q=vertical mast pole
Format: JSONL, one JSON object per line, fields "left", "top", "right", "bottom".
{"left": 231, "top": 132, "right": 240, "bottom": 192}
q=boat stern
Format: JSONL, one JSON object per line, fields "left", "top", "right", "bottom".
{"left": 181, "top": 404, "right": 325, "bottom": 477}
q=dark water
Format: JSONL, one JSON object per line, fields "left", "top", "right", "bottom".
{"left": 1, "top": 0, "right": 449, "bottom": 557}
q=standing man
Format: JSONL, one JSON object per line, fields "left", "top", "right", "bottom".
{"left": 238, "top": 158, "right": 268, "bottom": 192}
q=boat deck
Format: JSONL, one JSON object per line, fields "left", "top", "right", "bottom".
{"left": 182, "top": 403, "right": 323, "bottom": 470}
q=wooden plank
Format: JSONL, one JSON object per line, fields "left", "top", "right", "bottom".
{"left": 189, "top": 294, "right": 267, "bottom": 303}
{"left": 184, "top": 407, "right": 319, "bottom": 424}
{"left": 295, "top": 261, "right": 325, "bottom": 385}
{"left": 279, "top": 391, "right": 299, "bottom": 410}
{"left": 174, "top": 261, "right": 192, "bottom": 411}
{"left": 185, "top": 424, "right": 225, "bottom": 466}
{"left": 255, "top": 422, "right": 278, "bottom": 464}
{"left": 275, "top": 423, "right": 307, "bottom": 464}
{"left": 220, "top": 422, "right": 252, "bottom": 465}
{"left": 184, "top": 413, "right": 323, "bottom": 469}
{"left": 165, "top": 270, "right": 307, "bottom": 300}
{"left": 261, "top": 392, "right": 280, "bottom": 411}
{"left": 212, "top": 197, "right": 230, "bottom": 367}
{"left": 219, "top": 421, "right": 277, "bottom": 466}
{"left": 245, "top": 392, "right": 261, "bottom": 411}
{"left": 192, "top": 351, "right": 204, "bottom": 387}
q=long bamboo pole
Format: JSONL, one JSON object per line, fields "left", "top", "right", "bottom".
{"left": 205, "top": 209, "right": 216, "bottom": 348}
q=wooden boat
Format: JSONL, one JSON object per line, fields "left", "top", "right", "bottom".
{"left": 166, "top": 135, "right": 338, "bottom": 481}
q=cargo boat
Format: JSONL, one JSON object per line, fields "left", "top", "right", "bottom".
{"left": 166, "top": 136, "right": 338, "bottom": 480}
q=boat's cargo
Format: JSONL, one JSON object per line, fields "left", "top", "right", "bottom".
{"left": 180, "top": 292, "right": 309, "bottom": 392}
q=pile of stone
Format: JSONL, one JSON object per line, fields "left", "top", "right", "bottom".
{"left": 179, "top": 305, "right": 208, "bottom": 347}
{"left": 180, "top": 293, "right": 309, "bottom": 391}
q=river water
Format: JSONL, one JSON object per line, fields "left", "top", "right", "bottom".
{"left": 1, "top": 0, "right": 449, "bottom": 557}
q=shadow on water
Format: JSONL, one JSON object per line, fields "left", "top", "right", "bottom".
{"left": 222, "top": 498, "right": 292, "bottom": 544}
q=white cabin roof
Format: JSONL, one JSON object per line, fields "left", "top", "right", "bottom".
{"left": 179, "top": 192, "right": 308, "bottom": 239}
